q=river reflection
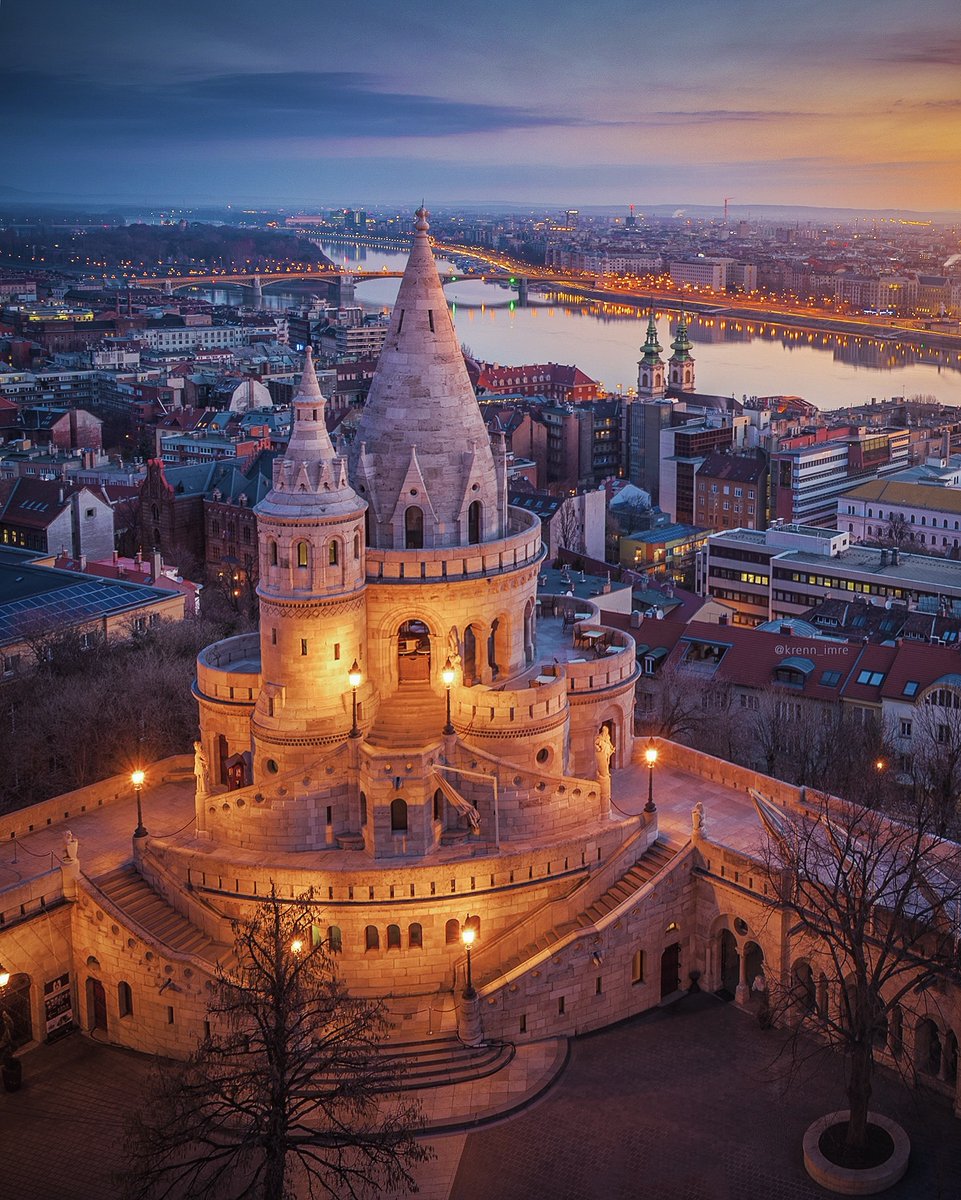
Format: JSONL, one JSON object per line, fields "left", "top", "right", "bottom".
{"left": 199, "top": 240, "right": 961, "bottom": 412}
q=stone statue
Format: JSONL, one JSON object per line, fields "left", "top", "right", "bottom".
{"left": 692, "top": 801, "right": 705, "bottom": 838}
{"left": 194, "top": 740, "right": 211, "bottom": 798}
{"left": 594, "top": 728, "right": 614, "bottom": 779}
{"left": 63, "top": 831, "right": 77, "bottom": 862}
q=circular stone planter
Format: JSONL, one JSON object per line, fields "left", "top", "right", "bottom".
{"left": 803, "top": 1111, "right": 910, "bottom": 1195}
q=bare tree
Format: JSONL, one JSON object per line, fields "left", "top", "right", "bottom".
{"left": 640, "top": 661, "right": 712, "bottom": 743}
{"left": 123, "top": 890, "right": 430, "bottom": 1200}
{"left": 909, "top": 695, "right": 961, "bottom": 834}
{"left": 553, "top": 499, "right": 583, "bottom": 559}
{"left": 759, "top": 788, "right": 961, "bottom": 1158}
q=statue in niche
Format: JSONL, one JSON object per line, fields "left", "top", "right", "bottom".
{"left": 194, "top": 740, "right": 211, "bottom": 798}
{"left": 594, "top": 727, "right": 614, "bottom": 779}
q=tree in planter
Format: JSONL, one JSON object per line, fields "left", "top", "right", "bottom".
{"left": 123, "top": 890, "right": 431, "bottom": 1200}
{"left": 756, "top": 787, "right": 961, "bottom": 1159}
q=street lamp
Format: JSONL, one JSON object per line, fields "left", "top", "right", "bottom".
{"left": 0, "top": 962, "right": 9, "bottom": 988}
{"left": 644, "top": 739, "right": 658, "bottom": 813}
{"left": 442, "top": 656, "right": 456, "bottom": 735}
{"left": 131, "top": 769, "right": 148, "bottom": 838}
{"left": 461, "top": 924, "right": 476, "bottom": 998}
{"left": 348, "top": 659, "right": 363, "bottom": 738}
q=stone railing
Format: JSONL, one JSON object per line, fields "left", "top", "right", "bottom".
{"left": 196, "top": 633, "right": 262, "bottom": 702}
{"left": 366, "top": 507, "right": 543, "bottom": 584}
{"left": 453, "top": 669, "right": 568, "bottom": 734}
{"left": 564, "top": 631, "right": 637, "bottom": 694}
{"left": 0, "top": 867, "right": 65, "bottom": 929}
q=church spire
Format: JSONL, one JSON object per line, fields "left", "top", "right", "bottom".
{"left": 668, "top": 313, "right": 696, "bottom": 392}
{"left": 636, "top": 312, "right": 666, "bottom": 400}
{"left": 670, "top": 313, "right": 694, "bottom": 361}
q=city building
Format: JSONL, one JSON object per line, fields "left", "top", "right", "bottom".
{"left": 0, "top": 477, "right": 114, "bottom": 559}
{"left": 476, "top": 362, "right": 600, "bottom": 404}
{"left": 698, "top": 522, "right": 961, "bottom": 626}
{"left": 769, "top": 426, "right": 910, "bottom": 527}
{"left": 839, "top": 478, "right": 961, "bottom": 551}
{"left": 694, "top": 453, "right": 768, "bottom": 532}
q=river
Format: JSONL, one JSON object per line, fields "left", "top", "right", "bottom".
{"left": 201, "top": 242, "right": 961, "bottom": 412}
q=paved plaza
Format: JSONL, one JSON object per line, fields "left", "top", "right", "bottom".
{"left": 3, "top": 993, "right": 961, "bottom": 1200}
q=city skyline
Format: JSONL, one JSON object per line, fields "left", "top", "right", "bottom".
{"left": 3, "top": 0, "right": 960, "bottom": 213}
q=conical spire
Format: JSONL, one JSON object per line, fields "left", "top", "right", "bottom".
{"left": 348, "top": 207, "right": 504, "bottom": 549}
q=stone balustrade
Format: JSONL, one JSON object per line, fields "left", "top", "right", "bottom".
{"left": 366, "top": 506, "right": 542, "bottom": 584}
{"left": 0, "top": 868, "right": 64, "bottom": 929}
{"left": 196, "top": 632, "right": 262, "bottom": 702}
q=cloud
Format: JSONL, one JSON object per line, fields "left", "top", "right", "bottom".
{"left": 0, "top": 69, "right": 587, "bottom": 141}
{"left": 878, "top": 37, "right": 961, "bottom": 66}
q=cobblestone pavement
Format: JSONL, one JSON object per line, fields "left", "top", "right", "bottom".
{"left": 452, "top": 993, "right": 961, "bottom": 1200}
{"left": 4, "top": 994, "right": 960, "bottom": 1200}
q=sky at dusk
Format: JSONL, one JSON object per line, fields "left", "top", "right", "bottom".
{"left": 3, "top": 0, "right": 960, "bottom": 212}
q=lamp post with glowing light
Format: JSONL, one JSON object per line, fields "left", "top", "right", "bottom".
{"left": 442, "top": 656, "right": 456, "bottom": 735}
{"left": 644, "top": 739, "right": 658, "bottom": 813}
{"left": 0, "top": 962, "right": 9, "bottom": 988}
{"left": 348, "top": 660, "right": 362, "bottom": 738}
{"left": 132, "top": 769, "right": 148, "bottom": 838}
{"left": 461, "top": 924, "right": 476, "bottom": 998}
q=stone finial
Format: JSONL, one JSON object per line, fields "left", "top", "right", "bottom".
{"left": 692, "top": 801, "right": 706, "bottom": 839}
{"left": 414, "top": 206, "right": 430, "bottom": 233}
{"left": 63, "top": 830, "right": 78, "bottom": 861}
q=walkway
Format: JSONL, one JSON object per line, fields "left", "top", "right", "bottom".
{"left": 3, "top": 995, "right": 959, "bottom": 1199}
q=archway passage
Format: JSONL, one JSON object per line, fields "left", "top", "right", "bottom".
{"left": 718, "top": 929, "right": 739, "bottom": 996}
{"left": 660, "top": 942, "right": 681, "bottom": 999}
{"left": 397, "top": 619, "right": 431, "bottom": 683}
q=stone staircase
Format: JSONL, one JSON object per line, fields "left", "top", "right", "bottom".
{"left": 365, "top": 683, "right": 448, "bottom": 748}
{"left": 93, "top": 865, "right": 235, "bottom": 969}
{"left": 489, "top": 838, "right": 680, "bottom": 980}
{"left": 304, "top": 1034, "right": 515, "bottom": 1097}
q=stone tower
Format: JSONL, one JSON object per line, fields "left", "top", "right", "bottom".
{"left": 250, "top": 348, "right": 368, "bottom": 780}
{"left": 668, "top": 313, "right": 696, "bottom": 392}
{"left": 637, "top": 314, "right": 666, "bottom": 400}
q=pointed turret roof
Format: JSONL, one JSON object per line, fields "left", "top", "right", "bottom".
{"left": 670, "top": 314, "right": 694, "bottom": 362}
{"left": 256, "top": 349, "right": 363, "bottom": 520}
{"left": 348, "top": 207, "right": 503, "bottom": 548}
{"left": 639, "top": 314, "right": 664, "bottom": 367}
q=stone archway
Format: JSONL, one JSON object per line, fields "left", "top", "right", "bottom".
{"left": 718, "top": 929, "right": 740, "bottom": 995}
{"left": 463, "top": 624, "right": 480, "bottom": 686}
{"left": 397, "top": 619, "right": 431, "bottom": 683}
{"left": 660, "top": 942, "right": 681, "bottom": 999}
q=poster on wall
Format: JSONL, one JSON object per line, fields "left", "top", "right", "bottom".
{"left": 43, "top": 974, "right": 75, "bottom": 1042}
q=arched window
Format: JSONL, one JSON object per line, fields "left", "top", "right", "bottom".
{"left": 353, "top": 532, "right": 361, "bottom": 560}
{"left": 468, "top": 500, "right": 483, "bottom": 545}
{"left": 327, "top": 925, "right": 343, "bottom": 954}
{"left": 433, "top": 788, "right": 443, "bottom": 822}
{"left": 387, "top": 924, "right": 401, "bottom": 950}
{"left": 409, "top": 923, "right": 423, "bottom": 949}
{"left": 118, "top": 981, "right": 133, "bottom": 1018}
{"left": 445, "top": 918, "right": 460, "bottom": 944}
{"left": 296, "top": 541, "right": 309, "bottom": 568}
{"left": 390, "top": 798, "right": 408, "bottom": 832}
{"left": 360, "top": 791, "right": 368, "bottom": 826}
{"left": 631, "top": 949, "right": 645, "bottom": 985}
{"left": 364, "top": 925, "right": 379, "bottom": 952}
{"left": 405, "top": 506, "right": 424, "bottom": 550}
{"left": 328, "top": 540, "right": 339, "bottom": 566}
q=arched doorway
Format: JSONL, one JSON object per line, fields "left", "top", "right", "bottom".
{"left": 792, "top": 960, "right": 817, "bottom": 1015}
{"left": 463, "top": 624, "right": 480, "bottom": 686}
{"left": 397, "top": 619, "right": 431, "bottom": 683}
{"left": 660, "top": 942, "right": 681, "bottom": 999}
{"left": 523, "top": 598, "right": 535, "bottom": 665}
{"left": 85, "top": 977, "right": 107, "bottom": 1033}
{"left": 718, "top": 929, "right": 739, "bottom": 995}
{"left": 743, "top": 942, "right": 764, "bottom": 991}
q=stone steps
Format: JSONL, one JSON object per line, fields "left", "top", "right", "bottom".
{"left": 94, "top": 865, "right": 235, "bottom": 969}
{"left": 491, "top": 839, "right": 681, "bottom": 979}
{"left": 366, "top": 685, "right": 447, "bottom": 747}
{"left": 301, "top": 1033, "right": 515, "bottom": 1096}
